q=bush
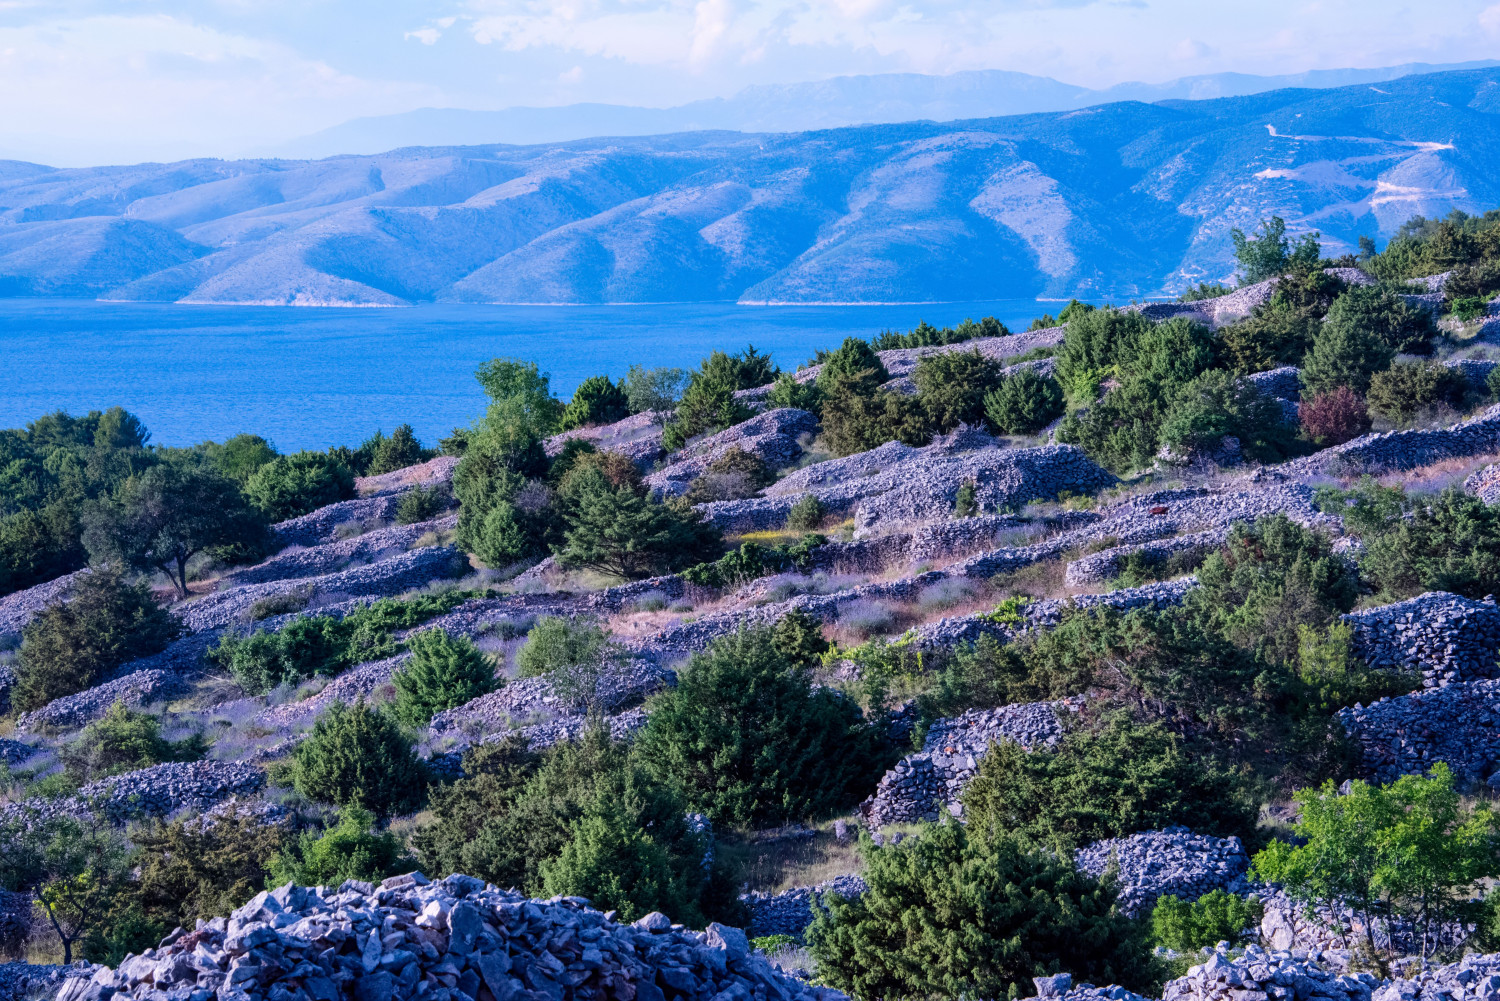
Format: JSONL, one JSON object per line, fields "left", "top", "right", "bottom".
{"left": 963, "top": 715, "right": 1260, "bottom": 849}
{"left": 204, "top": 433, "right": 277, "bottom": 485}
{"left": 684, "top": 448, "right": 776, "bottom": 504}
{"left": 291, "top": 700, "right": 427, "bottom": 817}
{"left": 785, "top": 494, "right": 824, "bottom": 531}
{"left": 624, "top": 365, "right": 691, "bottom": 414}
{"left": 1157, "top": 369, "right": 1298, "bottom": 463}
{"left": 1299, "top": 387, "right": 1371, "bottom": 446}
{"left": 1151, "top": 890, "right": 1264, "bottom": 953}
{"left": 395, "top": 484, "right": 448, "bottom": 525}
{"left": 765, "top": 373, "right": 822, "bottom": 413}
{"left": 662, "top": 379, "right": 752, "bottom": 452}
{"left": 266, "top": 806, "right": 412, "bottom": 886}
{"left": 635, "top": 624, "right": 892, "bottom": 826}
{"left": 392, "top": 629, "right": 497, "bottom": 726}
{"left": 819, "top": 377, "right": 926, "bottom": 457}
{"left": 871, "top": 316, "right": 1008, "bottom": 350}
{"left": 807, "top": 821, "right": 1158, "bottom": 1001}
{"left": 912, "top": 348, "right": 1003, "bottom": 432}
{"left": 1186, "top": 515, "right": 1358, "bottom": 667}
{"left": 953, "top": 481, "right": 978, "bottom": 517}
{"left": 1232, "top": 215, "right": 1320, "bottom": 283}
{"left": 558, "top": 376, "right": 630, "bottom": 432}
{"left": 816, "top": 338, "right": 889, "bottom": 389}
{"left": 13, "top": 570, "right": 180, "bottom": 713}
{"left": 60, "top": 701, "right": 204, "bottom": 783}
{"left": 1053, "top": 308, "right": 1159, "bottom": 403}
{"left": 1366, "top": 361, "right": 1466, "bottom": 424}
{"left": 1302, "top": 285, "right": 1434, "bottom": 397}
{"left": 364, "top": 424, "right": 429, "bottom": 476}
{"left": 1360, "top": 487, "right": 1500, "bottom": 601}
{"left": 412, "top": 729, "right": 726, "bottom": 926}
{"left": 555, "top": 466, "right": 722, "bottom": 579}
{"left": 1179, "top": 282, "right": 1235, "bottom": 302}
{"left": 128, "top": 814, "right": 287, "bottom": 938}
{"left": 210, "top": 615, "right": 355, "bottom": 694}
{"left": 681, "top": 535, "right": 823, "bottom": 589}
{"left": 984, "top": 368, "right": 1066, "bottom": 434}
{"left": 515, "top": 616, "right": 613, "bottom": 678}
{"left": 244, "top": 451, "right": 356, "bottom": 522}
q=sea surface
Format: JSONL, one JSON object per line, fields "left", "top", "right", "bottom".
{"left": 0, "top": 298, "right": 1076, "bottom": 451}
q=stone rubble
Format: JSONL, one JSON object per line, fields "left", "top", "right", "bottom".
{"left": 428, "top": 661, "right": 674, "bottom": 743}
{"left": 740, "top": 876, "right": 869, "bottom": 939}
{"left": 15, "top": 668, "right": 193, "bottom": 733}
{"left": 1, "top": 760, "right": 265, "bottom": 827}
{"left": 858, "top": 701, "right": 1079, "bottom": 829}
{"left": 272, "top": 496, "right": 406, "bottom": 550}
{"left": 221, "top": 516, "right": 458, "bottom": 588}
{"left": 62, "top": 874, "right": 847, "bottom": 1001}
{"left": 545, "top": 411, "right": 671, "bottom": 468}
{"left": 1275, "top": 403, "right": 1500, "bottom": 478}
{"left": 1161, "top": 942, "right": 1381, "bottom": 1001}
{"left": 911, "top": 578, "right": 1200, "bottom": 649}
{"left": 1340, "top": 592, "right": 1500, "bottom": 688}
{"left": 0, "top": 567, "right": 90, "bottom": 642}
{"left": 354, "top": 456, "right": 460, "bottom": 499}
{"left": 1064, "top": 528, "right": 1225, "bottom": 587}
{"left": 1073, "top": 827, "right": 1251, "bottom": 918}
{"left": 1465, "top": 463, "right": 1500, "bottom": 505}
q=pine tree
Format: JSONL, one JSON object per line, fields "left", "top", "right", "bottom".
{"left": 392, "top": 629, "right": 497, "bottom": 726}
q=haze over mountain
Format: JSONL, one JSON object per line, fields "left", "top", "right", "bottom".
{"left": 265, "top": 61, "right": 1500, "bottom": 159}
{"left": 2, "top": 66, "right": 1497, "bottom": 307}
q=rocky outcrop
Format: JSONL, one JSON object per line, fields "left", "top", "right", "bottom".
{"left": 63, "top": 875, "right": 845, "bottom": 1001}
{"left": 1073, "top": 827, "right": 1251, "bottom": 918}
{"left": 1341, "top": 592, "right": 1500, "bottom": 688}
{"left": 355, "top": 455, "right": 460, "bottom": 498}
{"left": 741, "top": 875, "right": 868, "bottom": 938}
{"left": 647, "top": 409, "right": 818, "bottom": 497}
{"left": 221, "top": 515, "right": 457, "bottom": 588}
{"left": 1337, "top": 679, "right": 1500, "bottom": 787}
{"left": 858, "top": 701, "right": 1079, "bottom": 829}
{"left": 178, "top": 545, "right": 468, "bottom": 633}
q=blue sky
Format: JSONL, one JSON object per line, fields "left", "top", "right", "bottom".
{"left": 3, "top": 0, "right": 1499, "bottom": 166}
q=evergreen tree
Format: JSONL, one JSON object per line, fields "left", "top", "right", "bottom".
{"left": 292, "top": 700, "right": 427, "bottom": 817}
{"left": 392, "top": 629, "right": 497, "bottom": 726}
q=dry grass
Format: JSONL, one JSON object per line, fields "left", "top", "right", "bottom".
{"left": 718, "top": 823, "right": 864, "bottom": 894}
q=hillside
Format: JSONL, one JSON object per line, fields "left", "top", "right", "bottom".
{"left": 3, "top": 68, "right": 1500, "bottom": 305}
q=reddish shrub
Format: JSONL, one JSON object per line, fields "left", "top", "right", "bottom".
{"left": 1300, "top": 386, "right": 1372, "bottom": 446}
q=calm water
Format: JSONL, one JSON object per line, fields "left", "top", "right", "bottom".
{"left": 0, "top": 298, "right": 1066, "bottom": 451}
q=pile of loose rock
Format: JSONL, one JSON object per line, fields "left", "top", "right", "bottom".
{"left": 1341, "top": 592, "right": 1500, "bottom": 688}
{"left": 646, "top": 409, "right": 819, "bottom": 497}
{"left": 1337, "top": 679, "right": 1500, "bottom": 786}
{"left": 913, "top": 577, "right": 1199, "bottom": 648}
{"left": 858, "top": 701, "right": 1078, "bottom": 829}
{"left": 1373, "top": 951, "right": 1500, "bottom": 1001}
{"left": 0, "top": 567, "right": 90, "bottom": 642}
{"left": 1073, "top": 827, "right": 1251, "bottom": 918}
{"left": 428, "top": 661, "right": 673, "bottom": 741}
{"left": 545, "top": 411, "right": 670, "bottom": 468}
{"left": 740, "top": 876, "right": 869, "bottom": 938}
{"left": 221, "top": 515, "right": 457, "bottom": 588}
{"left": 62, "top": 874, "right": 847, "bottom": 1001}
{"left": 1467, "top": 463, "right": 1500, "bottom": 506}
{"left": 1161, "top": 943, "right": 1381, "bottom": 1001}
{"left": 1, "top": 761, "right": 265, "bottom": 826}
{"left": 15, "top": 668, "right": 193, "bottom": 733}
{"left": 354, "top": 456, "right": 459, "bottom": 498}
{"left": 1277, "top": 403, "right": 1500, "bottom": 478}
{"left": 272, "top": 495, "right": 407, "bottom": 549}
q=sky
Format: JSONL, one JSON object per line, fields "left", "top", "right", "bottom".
{"left": 3, "top": 0, "right": 1500, "bottom": 166}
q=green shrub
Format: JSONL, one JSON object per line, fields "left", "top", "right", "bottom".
{"left": 681, "top": 535, "right": 823, "bottom": 589}
{"left": 912, "top": 349, "right": 1003, "bottom": 432}
{"left": 1186, "top": 515, "right": 1358, "bottom": 667}
{"left": 662, "top": 379, "right": 752, "bottom": 452}
{"left": 559, "top": 376, "right": 630, "bottom": 432}
{"left": 14, "top": 569, "right": 180, "bottom": 713}
{"left": 816, "top": 337, "right": 889, "bottom": 389}
{"left": 1450, "top": 295, "right": 1488, "bottom": 321}
{"left": 1179, "top": 282, "right": 1235, "bottom": 302}
{"left": 539, "top": 795, "right": 702, "bottom": 922}
{"left": 635, "top": 624, "right": 893, "bottom": 826}
{"left": 871, "top": 316, "right": 1008, "bottom": 350}
{"left": 984, "top": 368, "right": 1066, "bottom": 434}
{"left": 129, "top": 814, "right": 287, "bottom": 937}
{"left": 210, "top": 615, "right": 357, "bottom": 694}
{"left": 684, "top": 448, "right": 776, "bottom": 504}
{"left": 363, "top": 424, "right": 429, "bottom": 476}
{"left": 953, "top": 482, "right": 978, "bottom": 517}
{"left": 1366, "top": 361, "right": 1466, "bottom": 424}
{"left": 60, "top": 701, "right": 205, "bottom": 783}
{"left": 1232, "top": 215, "right": 1320, "bottom": 283}
{"left": 1157, "top": 369, "right": 1298, "bottom": 463}
{"left": 555, "top": 466, "right": 722, "bottom": 579}
{"left": 515, "top": 615, "right": 614, "bottom": 678}
{"left": 807, "top": 821, "right": 1159, "bottom": 1001}
{"left": 392, "top": 629, "right": 497, "bottom": 726}
{"left": 1053, "top": 308, "right": 1158, "bottom": 403}
{"left": 266, "top": 806, "right": 412, "bottom": 886}
{"left": 244, "top": 451, "right": 356, "bottom": 523}
{"left": 624, "top": 365, "right": 690, "bottom": 414}
{"left": 765, "top": 373, "right": 822, "bottom": 413}
{"left": 1360, "top": 487, "right": 1500, "bottom": 601}
{"left": 785, "top": 494, "right": 825, "bottom": 531}
{"left": 819, "top": 377, "right": 926, "bottom": 457}
{"left": 1151, "top": 890, "right": 1264, "bottom": 953}
{"left": 395, "top": 484, "right": 448, "bottom": 525}
{"left": 291, "top": 700, "right": 427, "bottom": 817}
{"left": 963, "top": 715, "right": 1260, "bottom": 849}
{"left": 1301, "top": 285, "right": 1435, "bottom": 398}
{"left": 203, "top": 433, "right": 277, "bottom": 485}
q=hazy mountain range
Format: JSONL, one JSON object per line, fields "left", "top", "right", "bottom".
{"left": 266, "top": 61, "right": 1499, "bottom": 158}
{"left": 2, "top": 66, "right": 1498, "bottom": 306}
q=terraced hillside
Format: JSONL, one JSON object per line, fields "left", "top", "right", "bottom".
{"left": 7, "top": 242, "right": 1500, "bottom": 1001}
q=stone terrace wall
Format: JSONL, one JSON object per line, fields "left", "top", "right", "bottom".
{"left": 354, "top": 455, "right": 459, "bottom": 498}
{"left": 1341, "top": 592, "right": 1500, "bottom": 688}
{"left": 221, "top": 515, "right": 456, "bottom": 588}
{"left": 1073, "top": 827, "right": 1250, "bottom": 918}
{"left": 1277, "top": 403, "right": 1500, "bottom": 478}
{"left": 741, "top": 875, "right": 869, "bottom": 938}
{"left": 1466, "top": 463, "right": 1500, "bottom": 505}
{"left": 858, "top": 701, "right": 1078, "bottom": 829}
{"left": 1337, "top": 679, "right": 1500, "bottom": 787}
{"left": 1064, "top": 527, "right": 1225, "bottom": 587}
{"left": 0, "top": 567, "right": 89, "bottom": 642}
{"left": 272, "top": 495, "right": 404, "bottom": 549}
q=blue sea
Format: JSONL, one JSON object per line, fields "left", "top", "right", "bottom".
{"left": 0, "top": 298, "right": 1072, "bottom": 451}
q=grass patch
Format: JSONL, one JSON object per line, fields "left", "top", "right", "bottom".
{"left": 717, "top": 823, "right": 864, "bottom": 894}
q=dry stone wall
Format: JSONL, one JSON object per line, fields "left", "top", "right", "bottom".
{"left": 1276, "top": 404, "right": 1500, "bottom": 478}
{"left": 272, "top": 495, "right": 404, "bottom": 549}
{"left": 1466, "top": 463, "right": 1500, "bottom": 505}
{"left": 740, "top": 876, "right": 868, "bottom": 938}
{"left": 354, "top": 456, "right": 459, "bottom": 498}
{"left": 545, "top": 410, "right": 670, "bottom": 467}
{"left": 1340, "top": 592, "right": 1500, "bottom": 688}
{"left": 646, "top": 409, "right": 818, "bottom": 497}
{"left": 0, "top": 567, "right": 89, "bottom": 642}
{"left": 1337, "top": 679, "right": 1500, "bottom": 787}
{"left": 222, "top": 515, "right": 457, "bottom": 588}
{"left": 1073, "top": 827, "right": 1251, "bottom": 918}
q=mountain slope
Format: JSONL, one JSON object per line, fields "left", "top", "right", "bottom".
{"left": 3, "top": 68, "right": 1500, "bottom": 305}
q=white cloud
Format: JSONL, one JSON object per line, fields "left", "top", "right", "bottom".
{"left": 1481, "top": 3, "right": 1500, "bottom": 35}
{"left": 405, "top": 26, "right": 442, "bottom": 44}
{"left": 558, "top": 63, "right": 583, "bottom": 82}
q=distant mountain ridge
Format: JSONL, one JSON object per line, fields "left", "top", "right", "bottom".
{"left": 3, "top": 66, "right": 1500, "bottom": 306}
{"left": 265, "top": 61, "right": 1500, "bottom": 158}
